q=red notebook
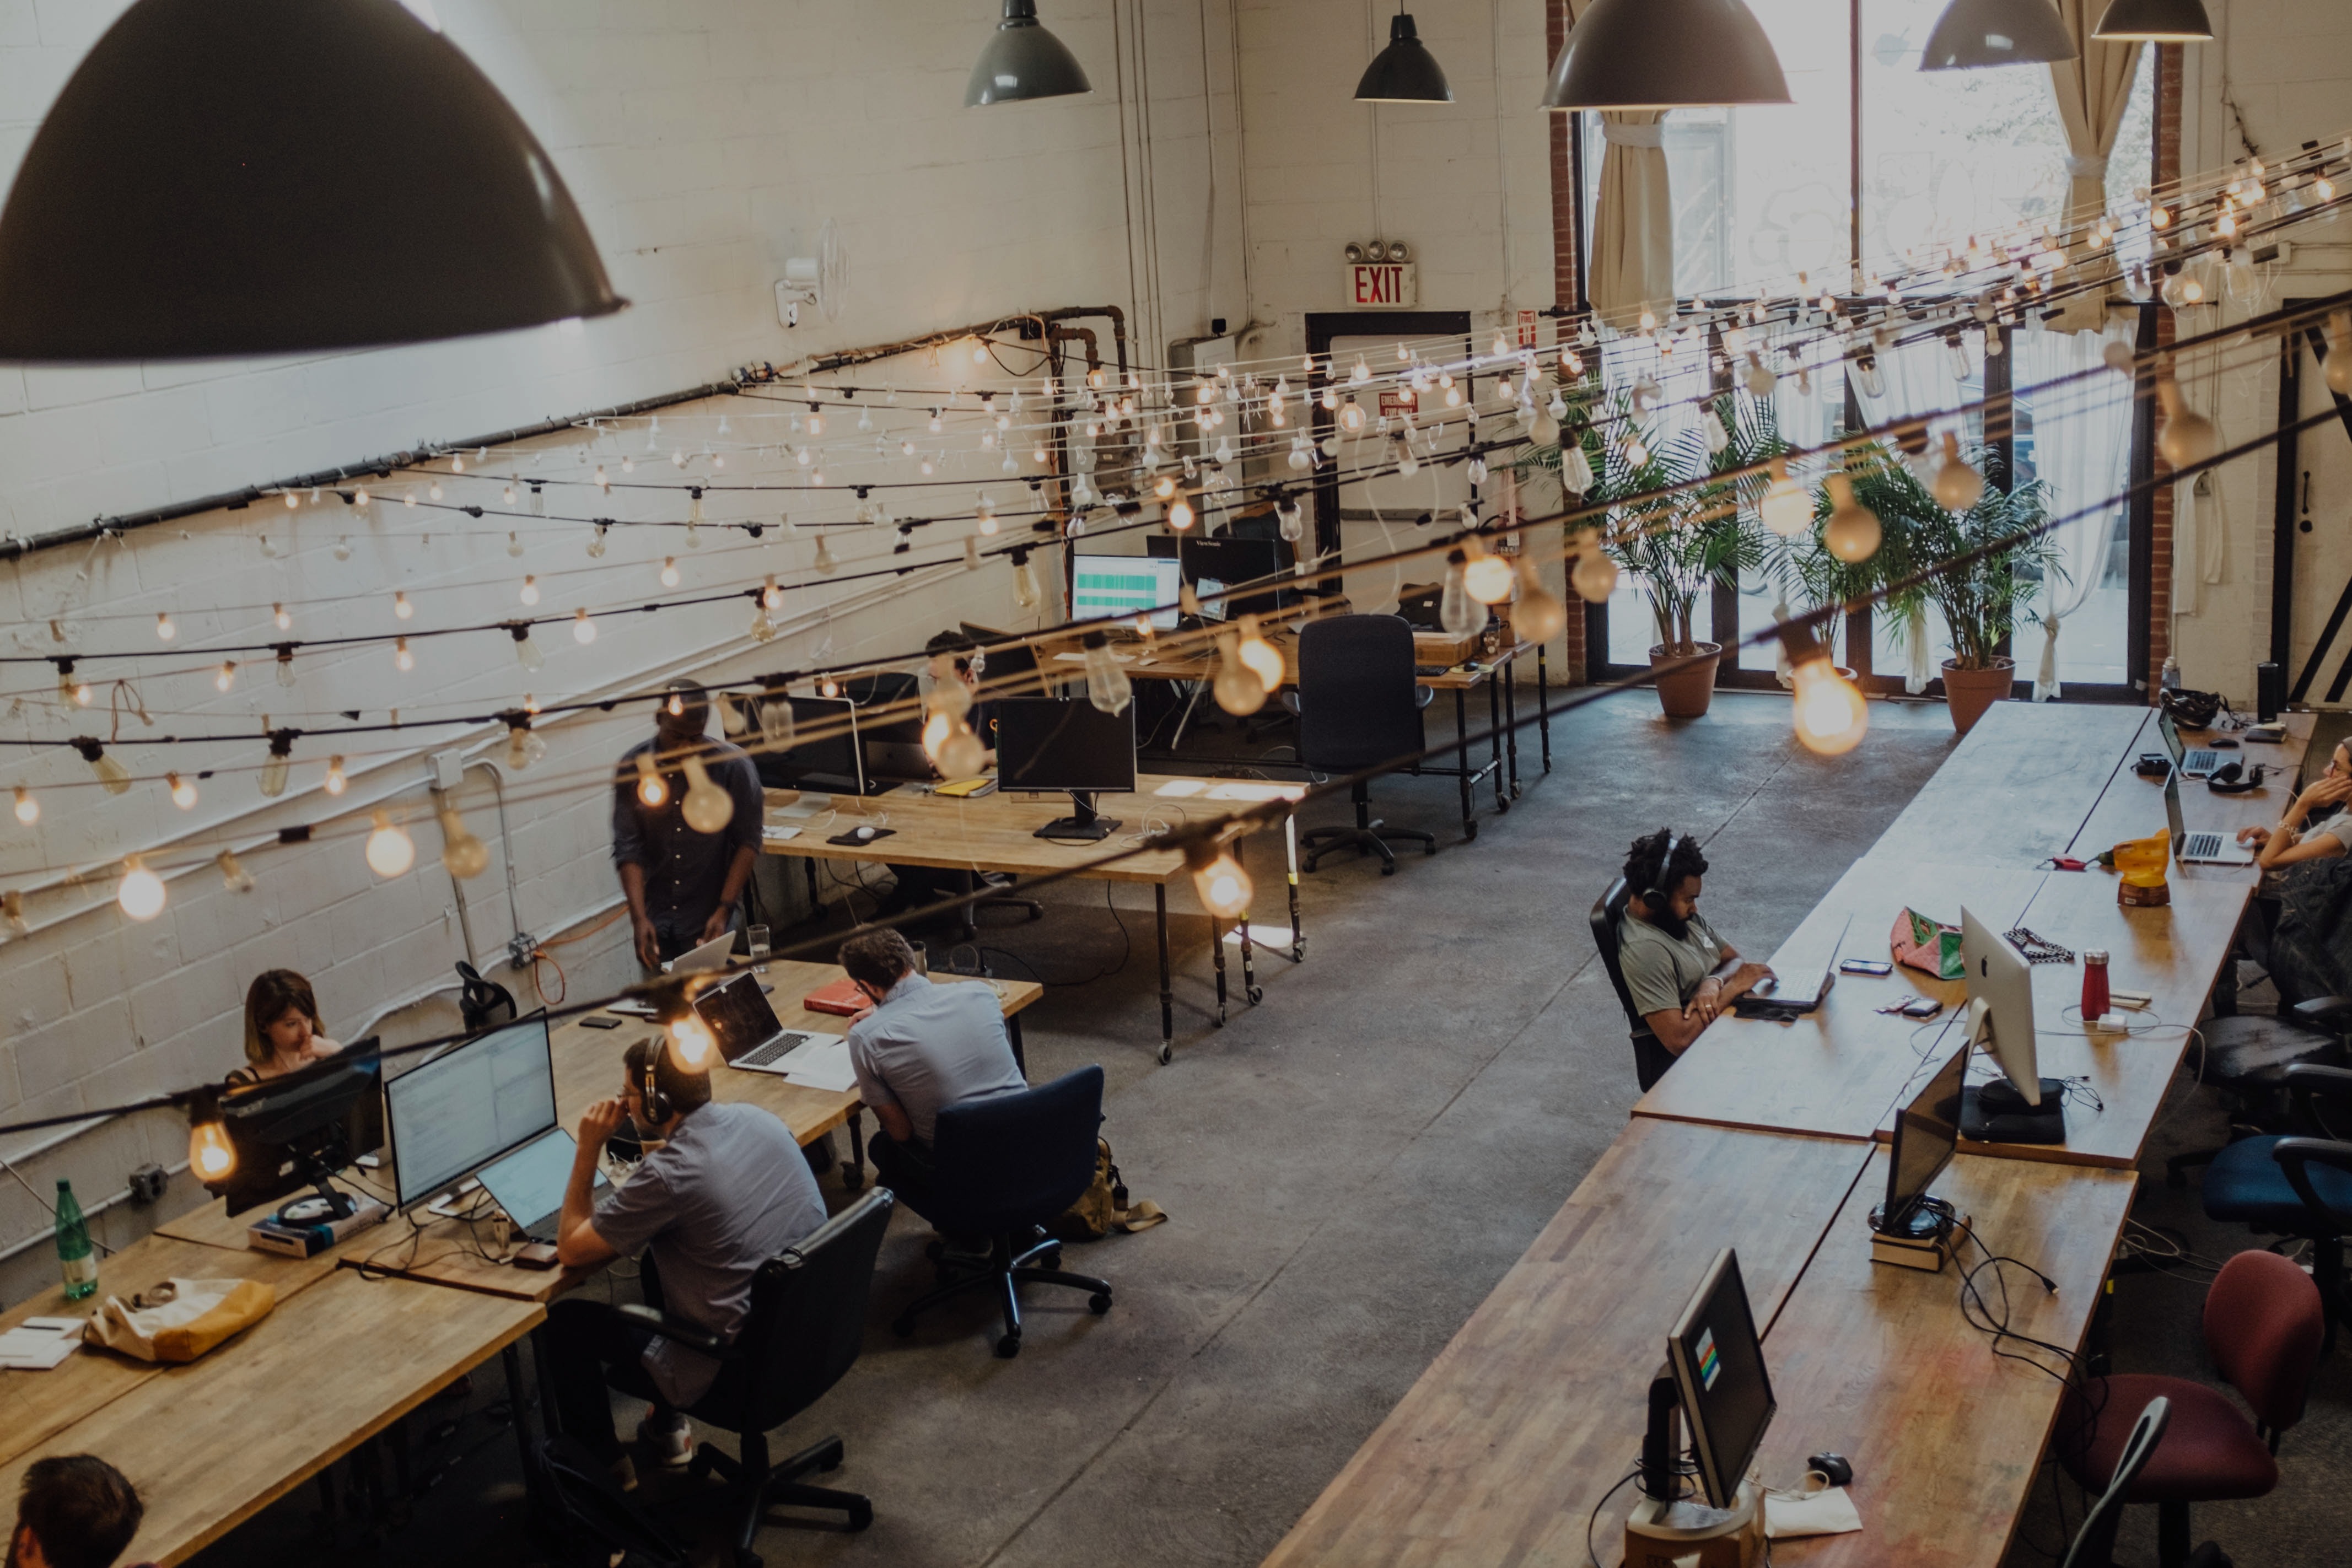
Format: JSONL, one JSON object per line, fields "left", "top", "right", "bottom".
{"left": 802, "top": 977, "right": 868, "bottom": 1017}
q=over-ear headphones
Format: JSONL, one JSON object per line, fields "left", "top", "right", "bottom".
{"left": 639, "top": 1047, "right": 672, "bottom": 1126}
{"left": 1646, "top": 833, "right": 1682, "bottom": 910}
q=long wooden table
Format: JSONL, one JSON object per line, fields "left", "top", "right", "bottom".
{"left": 1870, "top": 704, "right": 2152, "bottom": 869}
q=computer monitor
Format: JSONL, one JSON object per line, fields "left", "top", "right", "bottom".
{"left": 758, "top": 694, "right": 866, "bottom": 794}
{"left": 961, "top": 624, "right": 1045, "bottom": 699}
{"left": 996, "top": 696, "right": 1138, "bottom": 841}
{"left": 1958, "top": 906, "right": 2064, "bottom": 1144}
{"left": 385, "top": 1011, "right": 559, "bottom": 1211}
{"left": 1656, "top": 1248, "right": 1777, "bottom": 1511}
{"left": 1876, "top": 1044, "right": 1968, "bottom": 1236}
{"left": 1186, "top": 534, "right": 1289, "bottom": 618}
{"left": 1072, "top": 553, "right": 1184, "bottom": 631}
{"left": 845, "top": 671, "right": 928, "bottom": 782}
{"left": 211, "top": 1039, "right": 385, "bottom": 1221}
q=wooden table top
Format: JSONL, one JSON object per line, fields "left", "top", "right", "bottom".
{"left": 1760, "top": 1149, "right": 2136, "bottom": 1568}
{"left": 1632, "top": 863, "right": 2053, "bottom": 1143}
{"left": 1258, "top": 1120, "right": 1876, "bottom": 1568}
{"left": 0, "top": 1269, "right": 540, "bottom": 1567}
{"left": 1868, "top": 704, "right": 2152, "bottom": 870}
{"left": 2067, "top": 713, "right": 2317, "bottom": 881}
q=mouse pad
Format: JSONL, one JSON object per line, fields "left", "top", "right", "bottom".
{"left": 827, "top": 827, "right": 897, "bottom": 846}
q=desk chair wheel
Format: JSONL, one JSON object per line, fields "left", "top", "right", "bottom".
{"left": 1247, "top": 986, "right": 1264, "bottom": 1005}
{"left": 735, "top": 1550, "right": 761, "bottom": 1568}
{"left": 995, "top": 1331, "right": 1022, "bottom": 1359}
{"left": 1465, "top": 821, "right": 1479, "bottom": 840}
{"left": 1158, "top": 1042, "right": 1172, "bottom": 1065}
{"left": 1381, "top": 860, "right": 1397, "bottom": 877}
{"left": 1089, "top": 1291, "right": 1112, "bottom": 1314}
{"left": 1497, "top": 797, "right": 1510, "bottom": 813}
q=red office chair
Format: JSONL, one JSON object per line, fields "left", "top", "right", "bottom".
{"left": 2055, "top": 1249, "right": 2324, "bottom": 1568}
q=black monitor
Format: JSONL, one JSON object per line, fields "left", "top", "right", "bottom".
{"left": 385, "top": 1011, "right": 558, "bottom": 1211}
{"left": 1877, "top": 1044, "right": 1968, "bottom": 1236}
{"left": 1187, "top": 533, "right": 1290, "bottom": 618}
{"left": 209, "top": 1038, "right": 385, "bottom": 1222}
{"left": 1649, "top": 1248, "right": 1777, "bottom": 1510}
{"left": 758, "top": 694, "right": 866, "bottom": 794}
{"left": 996, "top": 696, "right": 1138, "bottom": 842}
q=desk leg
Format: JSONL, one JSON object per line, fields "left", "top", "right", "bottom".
{"left": 1537, "top": 644, "right": 1552, "bottom": 773}
{"left": 1503, "top": 658, "right": 1521, "bottom": 799}
{"left": 1240, "top": 910, "right": 1262, "bottom": 1005}
{"left": 803, "top": 856, "right": 820, "bottom": 920}
{"left": 956, "top": 868, "right": 978, "bottom": 945}
{"left": 843, "top": 1110, "right": 867, "bottom": 1191}
{"left": 1487, "top": 674, "right": 1508, "bottom": 812}
{"left": 1213, "top": 917, "right": 1228, "bottom": 1026}
{"left": 1284, "top": 813, "right": 1305, "bottom": 961}
{"left": 1454, "top": 689, "right": 1477, "bottom": 839}
{"left": 1155, "top": 885, "right": 1174, "bottom": 1064}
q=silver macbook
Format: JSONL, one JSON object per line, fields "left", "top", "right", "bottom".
{"left": 2157, "top": 710, "right": 2229, "bottom": 780}
{"left": 475, "top": 1128, "right": 609, "bottom": 1243}
{"left": 693, "top": 969, "right": 844, "bottom": 1076}
{"left": 1736, "top": 914, "right": 1851, "bottom": 1017}
{"left": 2167, "top": 772, "right": 2255, "bottom": 865}
{"left": 663, "top": 930, "right": 736, "bottom": 975}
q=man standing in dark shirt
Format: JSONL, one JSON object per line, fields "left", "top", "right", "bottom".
{"left": 612, "top": 678, "right": 765, "bottom": 970}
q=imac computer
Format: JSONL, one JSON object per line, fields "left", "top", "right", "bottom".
{"left": 996, "top": 696, "right": 1139, "bottom": 842}
{"left": 209, "top": 1038, "right": 385, "bottom": 1221}
{"left": 385, "top": 1012, "right": 559, "bottom": 1212}
{"left": 758, "top": 694, "right": 868, "bottom": 796}
{"left": 1958, "top": 907, "right": 2065, "bottom": 1144}
{"left": 1872, "top": 1044, "right": 1968, "bottom": 1241}
{"left": 1071, "top": 553, "right": 1184, "bottom": 632}
{"left": 1628, "top": 1247, "right": 1775, "bottom": 1555}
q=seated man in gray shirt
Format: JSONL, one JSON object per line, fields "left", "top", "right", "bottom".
{"left": 1616, "top": 828, "right": 1771, "bottom": 1058}
{"left": 838, "top": 929, "right": 1026, "bottom": 1210}
{"left": 550, "top": 1036, "right": 827, "bottom": 1485}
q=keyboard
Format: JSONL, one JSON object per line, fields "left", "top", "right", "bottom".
{"left": 2183, "top": 831, "right": 2226, "bottom": 859}
{"left": 1413, "top": 664, "right": 1450, "bottom": 677}
{"left": 2182, "top": 747, "right": 2222, "bottom": 774}
{"left": 738, "top": 1029, "right": 822, "bottom": 1069}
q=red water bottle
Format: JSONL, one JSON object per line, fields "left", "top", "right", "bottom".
{"left": 2081, "top": 949, "right": 2111, "bottom": 1024}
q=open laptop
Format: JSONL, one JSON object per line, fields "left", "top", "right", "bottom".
{"left": 1733, "top": 914, "right": 1852, "bottom": 1020}
{"left": 473, "top": 1127, "right": 609, "bottom": 1243}
{"left": 663, "top": 930, "right": 736, "bottom": 976}
{"left": 2157, "top": 709, "right": 2231, "bottom": 780}
{"left": 2167, "top": 770, "right": 2256, "bottom": 865}
{"left": 692, "top": 969, "right": 851, "bottom": 1082}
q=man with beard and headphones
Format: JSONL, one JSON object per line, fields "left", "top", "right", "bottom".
{"left": 1617, "top": 828, "right": 1772, "bottom": 1056}
{"left": 548, "top": 1036, "right": 826, "bottom": 1486}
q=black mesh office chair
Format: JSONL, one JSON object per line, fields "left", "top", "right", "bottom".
{"left": 888, "top": 1067, "right": 1112, "bottom": 1359}
{"left": 1592, "top": 877, "right": 1678, "bottom": 1092}
{"left": 616, "top": 1189, "right": 894, "bottom": 1568}
{"left": 2167, "top": 999, "right": 2352, "bottom": 1188}
{"left": 2061, "top": 1397, "right": 2171, "bottom": 1568}
{"left": 1295, "top": 615, "right": 1436, "bottom": 875}
{"left": 2198, "top": 1064, "right": 2352, "bottom": 1355}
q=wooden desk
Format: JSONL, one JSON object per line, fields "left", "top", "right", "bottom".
{"left": 1869, "top": 704, "right": 2152, "bottom": 869}
{"left": 2067, "top": 713, "right": 2317, "bottom": 880}
{"left": 1761, "top": 1149, "right": 2136, "bottom": 1567}
{"left": 1633, "top": 863, "right": 2051, "bottom": 1143}
{"left": 1258, "top": 1120, "right": 1875, "bottom": 1568}
{"left": 0, "top": 1270, "right": 540, "bottom": 1566}
{"left": 768, "top": 774, "right": 1299, "bottom": 1060}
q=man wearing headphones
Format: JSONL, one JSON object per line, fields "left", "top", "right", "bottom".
{"left": 612, "top": 677, "right": 766, "bottom": 971}
{"left": 876, "top": 629, "right": 1003, "bottom": 922}
{"left": 548, "top": 1036, "right": 825, "bottom": 1485}
{"left": 1617, "top": 828, "right": 1772, "bottom": 1055}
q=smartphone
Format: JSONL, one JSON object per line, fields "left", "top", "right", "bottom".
{"left": 1839, "top": 958, "right": 1894, "bottom": 977}
{"left": 582, "top": 1015, "right": 625, "bottom": 1030}
{"left": 1901, "top": 996, "right": 1944, "bottom": 1019}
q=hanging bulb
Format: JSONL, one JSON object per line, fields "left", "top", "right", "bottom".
{"left": 1235, "top": 617, "right": 1285, "bottom": 692}
{"left": 504, "top": 721, "right": 547, "bottom": 772}
{"left": 519, "top": 574, "right": 540, "bottom": 606}
{"left": 1783, "top": 626, "right": 1867, "bottom": 757}
{"left": 1701, "top": 408, "right": 1730, "bottom": 455}
{"left": 665, "top": 1010, "right": 719, "bottom": 1075}
{"left": 1743, "top": 353, "right": 1777, "bottom": 397}
{"left": 323, "top": 756, "right": 348, "bottom": 796}
{"left": 594, "top": 465, "right": 610, "bottom": 492}
{"left": 275, "top": 648, "right": 297, "bottom": 688}
{"left": 214, "top": 660, "right": 238, "bottom": 693}
{"left": 975, "top": 494, "right": 999, "bottom": 536}
{"left": 571, "top": 607, "right": 598, "bottom": 645}
{"left": 57, "top": 660, "right": 90, "bottom": 707}
{"left": 680, "top": 755, "right": 735, "bottom": 834}
{"left": 938, "top": 720, "right": 987, "bottom": 779}
{"left": 2155, "top": 378, "right": 2219, "bottom": 468}
{"left": 512, "top": 626, "right": 545, "bottom": 672}
{"left": 1275, "top": 499, "right": 1305, "bottom": 543}
{"left": 1339, "top": 400, "right": 1366, "bottom": 434}
{"left": 394, "top": 637, "right": 415, "bottom": 672}
{"left": 438, "top": 807, "right": 489, "bottom": 880}
{"left": 1933, "top": 432, "right": 1985, "bottom": 511}
{"left": 1760, "top": 459, "right": 1812, "bottom": 539}
{"left": 1463, "top": 541, "right": 1516, "bottom": 605}
{"left": 393, "top": 591, "right": 413, "bottom": 621}
{"left": 365, "top": 811, "right": 416, "bottom": 878}
{"left": 757, "top": 696, "right": 795, "bottom": 754}
{"left": 965, "top": 536, "right": 982, "bottom": 570}
{"left": 1187, "top": 839, "right": 1253, "bottom": 919}
{"left": 635, "top": 753, "right": 669, "bottom": 808}
{"left": 1167, "top": 495, "right": 1197, "bottom": 532}
{"left": 1212, "top": 630, "right": 1267, "bottom": 716}
{"left": 1514, "top": 559, "right": 1567, "bottom": 643}
{"left": 1013, "top": 551, "right": 1042, "bottom": 612}
{"left": 273, "top": 603, "right": 292, "bottom": 632}
{"left": 182, "top": 1089, "right": 237, "bottom": 1184}
{"left": 1571, "top": 535, "right": 1619, "bottom": 604}
{"left": 749, "top": 602, "right": 776, "bottom": 643}
{"left": 216, "top": 848, "right": 255, "bottom": 895}
{"left": 429, "top": 480, "right": 444, "bottom": 502}
{"left": 1083, "top": 631, "right": 1133, "bottom": 715}
{"left": 260, "top": 733, "right": 292, "bottom": 798}
{"left": 1530, "top": 403, "right": 1561, "bottom": 446}
{"left": 1822, "top": 476, "right": 1882, "bottom": 564}
{"left": 153, "top": 611, "right": 176, "bottom": 643}
{"left": 1561, "top": 441, "right": 1595, "bottom": 497}
{"left": 74, "top": 739, "right": 131, "bottom": 795}
{"left": 333, "top": 535, "right": 353, "bottom": 561}
{"left": 814, "top": 532, "right": 838, "bottom": 575}
{"left": 12, "top": 785, "right": 37, "bottom": 826}
{"left": 1853, "top": 354, "right": 1885, "bottom": 401}
{"left": 1439, "top": 551, "right": 1482, "bottom": 637}
{"left": 1946, "top": 337, "right": 1972, "bottom": 380}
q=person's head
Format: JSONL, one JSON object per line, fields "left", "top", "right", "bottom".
{"left": 2327, "top": 742, "right": 2351, "bottom": 783}
{"left": 622, "top": 1034, "right": 712, "bottom": 1136}
{"left": 838, "top": 930, "right": 919, "bottom": 1004}
{"left": 9, "top": 1455, "right": 141, "bottom": 1568}
{"left": 242, "top": 970, "right": 323, "bottom": 1067}
{"left": 925, "top": 629, "right": 983, "bottom": 693}
{"left": 655, "top": 678, "right": 711, "bottom": 750}
{"left": 1623, "top": 828, "right": 1710, "bottom": 940}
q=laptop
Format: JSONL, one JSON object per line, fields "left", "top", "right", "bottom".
{"left": 663, "top": 930, "right": 737, "bottom": 975}
{"left": 474, "top": 1128, "right": 609, "bottom": 1243}
{"left": 1733, "top": 914, "right": 1852, "bottom": 1020}
{"left": 2167, "top": 771, "right": 2256, "bottom": 865}
{"left": 2157, "top": 709, "right": 2230, "bottom": 780}
{"left": 692, "top": 969, "right": 851, "bottom": 1081}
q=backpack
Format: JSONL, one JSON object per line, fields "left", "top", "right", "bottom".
{"left": 1053, "top": 1138, "right": 1167, "bottom": 1241}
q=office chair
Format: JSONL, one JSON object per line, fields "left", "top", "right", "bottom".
{"left": 2166, "top": 997, "right": 2351, "bottom": 1189}
{"left": 1294, "top": 615, "right": 1437, "bottom": 875}
{"left": 2060, "top": 1396, "right": 2170, "bottom": 1568}
{"left": 2198, "top": 1063, "right": 2352, "bottom": 1353}
{"left": 615, "top": 1188, "right": 894, "bottom": 1568}
{"left": 1592, "top": 877, "right": 1679, "bottom": 1092}
{"left": 888, "top": 1066, "right": 1113, "bottom": 1359}
{"left": 2056, "top": 1250, "right": 2323, "bottom": 1568}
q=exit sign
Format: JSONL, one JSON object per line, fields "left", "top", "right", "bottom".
{"left": 1347, "top": 262, "right": 1418, "bottom": 308}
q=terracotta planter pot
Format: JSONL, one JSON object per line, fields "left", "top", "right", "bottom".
{"left": 1650, "top": 642, "right": 1724, "bottom": 719}
{"left": 1941, "top": 657, "right": 2017, "bottom": 737}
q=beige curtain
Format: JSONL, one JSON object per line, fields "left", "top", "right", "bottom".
{"left": 1567, "top": 0, "right": 1673, "bottom": 326}
{"left": 2046, "top": 1, "right": 2142, "bottom": 333}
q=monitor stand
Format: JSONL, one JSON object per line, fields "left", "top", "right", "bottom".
{"left": 1960, "top": 1077, "right": 2068, "bottom": 1145}
{"left": 1037, "top": 790, "right": 1120, "bottom": 842}
{"left": 273, "top": 1136, "right": 360, "bottom": 1224}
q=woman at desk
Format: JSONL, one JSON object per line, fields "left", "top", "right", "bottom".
{"left": 2237, "top": 740, "right": 2352, "bottom": 872}
{"left": 2233, "top": 741, "right": 2352, "bottom": 1006}
{"left": 229, "top": 969, "right": 342, "bottom": 1085}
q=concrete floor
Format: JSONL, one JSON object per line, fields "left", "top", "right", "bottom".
{"left": 192, "top": 689, "right": 2347, "bottom": 1568}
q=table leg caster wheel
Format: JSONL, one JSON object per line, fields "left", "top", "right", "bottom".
{"left": 995, "top": 1333, "right": 1022, "bottom": 1359}
{"left": 1423, "top": 840, "right": 1436, "bottom": 856}
{"left": 1157, "top": 1042, "right": 1172, "bottom": 1065}
{"left": 1465, "top": 822, "right": 1479, "bottom": 840}
{"left": 1497, "top": 798, "right": 1510, "bottom": 813}
{"left": 1381, "top": 860, "right": 1397, "bottom": 876}
{"left": 891, "top": 1316, "right": 916, "bottom": 1338}
{"left": 1247, "top": 987, "right": 1264, "bottom": 1005}
{"left": 839, "top": 1167, "right": 864, "bottom": 1193}
{"left": 1090, "top": 1291, "right": 1113, "bottom": 1314}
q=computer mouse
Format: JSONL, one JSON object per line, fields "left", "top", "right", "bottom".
{"left": 853, "top": 824, "right": 877, "bottom": 841}
{"left": 1807, "top": 1452, "right": 1854, "bottom": 1489}
{"left": 2213, "top": 737, "right": 2240, "bottom": 748}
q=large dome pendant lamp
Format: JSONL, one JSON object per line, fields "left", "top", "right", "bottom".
{"left": 1541, "top": 0, "right": 1791, "bottom": 112}
{"left": 1920, "top": 0, "right": 2079, "bottom": 71}
{"left": 967, "top": 0, "right": 1094, "bottom": 107}
{"left": 0, "top": 0, "right": 623, "bottom": 362}
{"left": 1355, "top": 7, "right": 1454, "bottom": 104}
{"left": 2093, "top": 0, "right": 2214, "bottom": 41}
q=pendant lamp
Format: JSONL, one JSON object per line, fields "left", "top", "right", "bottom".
{"left": 0, "top": 0, "right": 623, "bottom": 361}
{"left": 2093, "top": 0, "right": 2215, "bottom": 40}
{"left": 1542, "top": 0, "right": 1791, "bottom": 112}
{"left": 1356, "top": 10, "right": 1454, "bottom": 104}
{"left": 968, "top": 0, "right": 1093, "bottom": 106}
{"left": 1921, "top": 0, "right": 2079, "bottom": 71}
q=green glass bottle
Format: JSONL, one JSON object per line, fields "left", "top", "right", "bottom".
{"left": 55, "top": 1179, "right": 96, "bottom": 1301}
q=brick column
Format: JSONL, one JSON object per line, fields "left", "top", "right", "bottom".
{"left": 1549, "top": 0, "right": 1588, "bottom": 684}
{"left": 2147, "top": 43, "right": 2183, "bottom": 702}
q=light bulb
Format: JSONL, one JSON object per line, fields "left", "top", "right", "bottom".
{"left": 1463, "top": 546, "right": 1516, "bottom": 606}
{"left": 1701, "top": 409, "right": 1730, "bottom": 455}
{"left": 1, "top": 890, "right": 23, "bottom": 934}
{"left": 939, "top": 723, "right": 987, "bottom": 779}
{"left": 1743, "top": 354, "right": 1777, "bottom": 397}
{"left": 1561, "top": 443, "right": 1595, "bottom": 497}
{"left": 1784, "top": 631, "right": 1867, "bottom": 757}
{"left": 276, "top": 649, "right": 297, "bottom": 687}
{"left": 2156, "top": 379, "right": 2219, "bottom": 469}
{"left": 1933, "top": 433, "right": 1985, "bottom": 511}
{"left": 922, "top": 708, "right": 956, "bottom": 763}
{"left": 1277, "top": 501, "right": 1304, "bottom": 542}
{"left": 636, "top": 754, "right": 669, "bottom": 808}
{"left": 283, "top": 489, "right": 300, "bottom": 509}
{"left": 666, "top": 1011, "right": 718, "bottom": 1074}
{"left": 394, "top": 591, "right": 413, "bottom": 620}
{"left": 1439, "top": 551, "right": 1482, "bottom": 637}
{"left": 1571, "top": 538, "right": 1619, "bottom": 604}
{"left": 813, "top": 532, "right": 838, "bottom": 575}
{"left": 273, "top": 604, "right": 292, "bottom": 633}
{"left": 394, "top": 637, "right": 414, "bottom": 672}
{"left": 977, "top": 495, "right": 998, "bottom": 535}
{"left": 117, "top": 856, "right": 166, "bottom": 921}
{"left": 324, "top": 756, "right": 347, "bottom": 795}
{"left": 658, "top": 556, "right": 682, "bottom": 589}
{"left": 335, "top": 536, "right": 352, "bottom": 560}
{"left": 1339, "top": 400, "right": 1366, "bottom": 434}
{"left": 216, "top": 849, "right": 255, "bottom": 894}
{"left": 1212, "top": 631, "right": 1267, "bottom": 716}
{"left": 1514, "top": 560, "right": 1567, "bottom": 643}
{"left": 1235, "top": 618, "right": 1285, "bottom": 692}
{"left": 260, "top": 738, "right": 290, "bottom": 799}
{"left": 439, "top": 807, "right": 490, "bottom": 880}
{"left": 1168, "top": 496, "right": 1197, "bottom": 532}
{"left": 1013, "top": 553, "right": 1041, "bottom": 612}
{"left": 513, "top": 627, "right": 544, "bottom": 672}
{"left": 155, "top": 612, "right": 175, "bottom": 642}
{"left": 1822, "top": 476, "right": 1882, "bottom": 564}
{"left": 519, "top": 575, "right": 540, "bottom": 606}
{"left": 429, "top": 480, "right": 444, "bottom": 502}
{"left": 188, "top": 1098, "right": 237, "bottom": 1184}
{"left": 12, "top": 785, "right": 36, "bottom": 826}
{"left": 1188, "top": 841, "right": 1253, "bottom": 919}
{"left": 215, "top": 661, "right": 237, "bottom": 693}
{"left": 758, "top": 697, "right": 795, "bottom": 753}
{"left": 79, "top": 741, "right": 131, "bottom": 795}
{"left": 749, "top": 603, "right": 776, "bottom": 643}
{"left": 1853, "top": 355, "right": 1884, "bottom": 400}
{"left": 365, "top": 811, "right": 416, "bottom": 878}
{"left": 574, "top": 608, "right": 597, "bottom": 644}
{"left": 505, "top": 722, "right": 547, "bottom": 772}
{"left": 1083, "top": 631, "right": 1134, "bottom": 715}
